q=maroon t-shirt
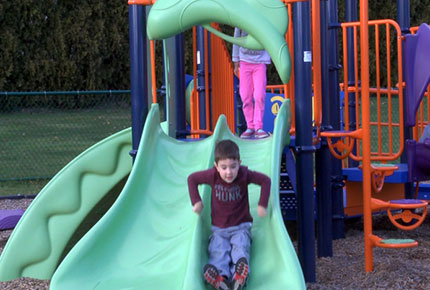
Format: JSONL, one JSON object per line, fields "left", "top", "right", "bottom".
{"left": 187, "top": 166, "right": 271, "bottom": 228}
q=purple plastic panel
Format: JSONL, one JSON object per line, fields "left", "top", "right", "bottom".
{"left": 404, "top": 23, "right": 430, "bottom": 127}
{"left": 0, "top": 209, "right": 24, "bottom": 230}
{"left": 406, "top": 139, "right": 430, "bottom": 182}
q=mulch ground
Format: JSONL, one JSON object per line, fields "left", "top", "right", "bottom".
{"left": 1, "top": 198, "right": 429, "bottom": 289}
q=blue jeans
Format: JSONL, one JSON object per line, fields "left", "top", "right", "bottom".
{"left": 207, "top": 222, "right": 252, "bottom": 279}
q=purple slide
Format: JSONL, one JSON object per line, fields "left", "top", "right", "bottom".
{"left": 0, "top": 209, "right": 24, "bottom": 231}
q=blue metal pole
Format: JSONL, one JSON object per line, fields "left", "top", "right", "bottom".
{"left": 175, "top": 34, "right": 186, "bottom": 137}
{"left": 196, "top": 26, "right": 207, "bottom": 130}
{"left": 128, "top": 5, "right": 148, "bottom": 160}
{"left": 396, "top": 0, "right": 410, "bottom": 34}
{"left": 397, "top": 0, "right": 413, "bottom": 198}
{"left": 327, "top": 0, "right": 345, "bottom": 240}
{"left": 164, "top": 34, "right": 186, "bottom": 138}
{"left": 315, "top": 0, "right": 333, "bottom": 258}
{"left": 292, "top": 0, "right": 316, "bottom": 283}
{"left": 345, "top": 0, "right": 359, "bottom": 168}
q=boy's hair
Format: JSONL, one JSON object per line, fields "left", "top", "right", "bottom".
{"left": 214, "top": 140, "right": 240, "bottom": 163}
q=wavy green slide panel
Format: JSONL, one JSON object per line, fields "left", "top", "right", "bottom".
{"left": 0, "top": 128, "right": 132, "bottom": 281}
{"left": 146, "top": 0, "right": 291, "bottom": 84}
{"left": 49, "top": 101, "right": 305, "bottom": 290}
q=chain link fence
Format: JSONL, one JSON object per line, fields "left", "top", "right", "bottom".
{"left": 0, "top": 91, "right": 131, "bottom": 195}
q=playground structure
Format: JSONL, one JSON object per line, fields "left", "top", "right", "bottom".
{"left": 0, "top": 0, "right": 430, "bottom": 288}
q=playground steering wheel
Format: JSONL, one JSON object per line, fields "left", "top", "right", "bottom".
{"left": 326, "top": 135, "right": 355, "bottom": 160}
{"left": 387, "top": 206, "right": 427, "bottom": 231}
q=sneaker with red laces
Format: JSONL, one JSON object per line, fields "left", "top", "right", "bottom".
{"left": 203, "top": 264, "right": 230, "bottom": 290}
{"left": 231, "top": 258, "right": 249, "bottom": 290}
{"left": 254, "top": 129, "right": 269, "bottom": 139}
{"left": 240, "top": 129, "right": 255, "bottom": 139}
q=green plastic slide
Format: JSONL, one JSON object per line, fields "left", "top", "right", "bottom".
{"left": 0, "top": 128, "right": 132, "bottom": 281}
{"left": 146, "top": 0, "right": 291, "bottom": 84}
{"left": 49, "top": 101, "right": 305, "bottom": 289}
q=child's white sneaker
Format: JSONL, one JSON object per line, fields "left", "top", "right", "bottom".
{"left": 203, "top": 264, "right": 230, "bottom": 290}
{"left": 231, "top": 257, "right": 249, "bottom": 290}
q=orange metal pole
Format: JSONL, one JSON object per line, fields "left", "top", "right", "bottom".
{"left": 353, "top": 26, "right": 359, "bottom": 134}
{"left": 359, "top": 0, "right": 373, "bottom": 273}
{"left": 374, "top": 25, "right": 382, "bottom": 156}
{"left": 311, "top": 0, "right": 322, "bottom": 130}
{"left": 149, "top": 40, "right": 157, "bottom": 104}
{"left": 281, "top": 0, "right": 308, "bottom": 3}
{"left": 191, "top": 26, "right": 199, "bottom": 138}
{"left": 128, "top": 0, "right": 154, "bottom": 5}
{"left": 203, "top": 28, "right": 210, "bottom": 131}
{"left": 427, "top": 88, "right": 430, "bottom": 122}
{"left": 385, "top": 23, "right": 393, "bottom": 155}
{"left": 341, "top": 26, "right": 349, "bottom": 132}
{"left": 286, "top": 3, "right": 295, "bottom": 133}
{"left": 396, "top": 24, "right": 404, "bottom": 156}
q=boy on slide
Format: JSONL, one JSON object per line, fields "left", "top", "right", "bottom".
{"left": 188, "top": 140, "right": 271, "bottom": 290}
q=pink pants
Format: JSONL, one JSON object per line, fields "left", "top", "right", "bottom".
{"left": 239, "top": 61, "right": 267, "bottom": 130}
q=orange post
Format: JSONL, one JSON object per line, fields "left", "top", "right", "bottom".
{"left": 358, "top": 0, "right": 373, "bottom": 273}
{"left": 209, "top": 24, "right": 235, "bottom": 132}
{"left": 203, "top": 29, "right": 211, "bottom": 131}
{"left": 311, "top": 0, "right": 322, "bottom": 130}
{"left": 285, "top": 3, "right": 296, "bottom": 133}
{"left": 190, "top": 26, "right": 200, "bottom": 138}
{"left": 149, "top": 40, "right": 157, "bottom": 104}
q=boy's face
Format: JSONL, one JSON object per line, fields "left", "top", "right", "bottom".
{"left": 214, "top": 158, "right": 241, "bottom": 184}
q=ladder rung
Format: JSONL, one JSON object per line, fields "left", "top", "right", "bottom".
{"left": 375, "top": 238, "right": 418, "bottom": 248}
{"left": 380, "top": 238, "right": 415, "bottom": 244}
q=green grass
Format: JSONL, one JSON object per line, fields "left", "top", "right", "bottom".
{"left": 0, "top": 105, "right": 130, "bottom": 196}
{"left": 0, "top": 93, "right": 410, "bottom": 196}
{"left": 0, "top": 179, "right": 50, "bottom": 196}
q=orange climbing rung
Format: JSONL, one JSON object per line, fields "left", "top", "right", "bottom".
{"left": 128, "top": 0, "right": 155, "bottom": 5}
{"left": 369, "top": 234, "right": 418, "bottom": 249}
{"left": 321, "top": 129, "right": 363, "bottom": 159}
{"left": 367, "top": 164, "right": 398, "bottom": 193}
{"left": 369, "top": 197, "right": 427, "bottom": 211}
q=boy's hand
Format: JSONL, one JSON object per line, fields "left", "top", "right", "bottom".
{"left": 192, "top": 201, "right": 203, "bottom": 214}
{"left": 257, "top": 205, "right": 267, "bottom": 217}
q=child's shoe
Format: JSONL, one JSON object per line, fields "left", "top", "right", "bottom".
{"left": 231, "top": 257, "right": 249, "bottom": 290}
{"left": 240, "top": 129, "right": 255, "bottom": 139}
{"left": 254, "top": 129, "right": 269, "bottom": 139}
{"left": 203, "top": 264, "right": 230, "bottom": 290}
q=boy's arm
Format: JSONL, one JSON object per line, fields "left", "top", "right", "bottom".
{"left": 187, "top": 168, "right": 214, "bottom": 211}
{"left": 248, "top": 170, "right": 271, "bottom": 208}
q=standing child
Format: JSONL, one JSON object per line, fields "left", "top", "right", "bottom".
{"left": 232, "top": 28, "right": 271, "bottom": 139}
{"left": 187, "top": 139, "right": 271, "bottom": 290}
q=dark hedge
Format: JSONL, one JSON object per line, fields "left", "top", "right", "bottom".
{"left": 1, "top": 1, "right": 429, "bottom": 92}
{"left": 0, "top": 0, "right": 129, "bottom": 92}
